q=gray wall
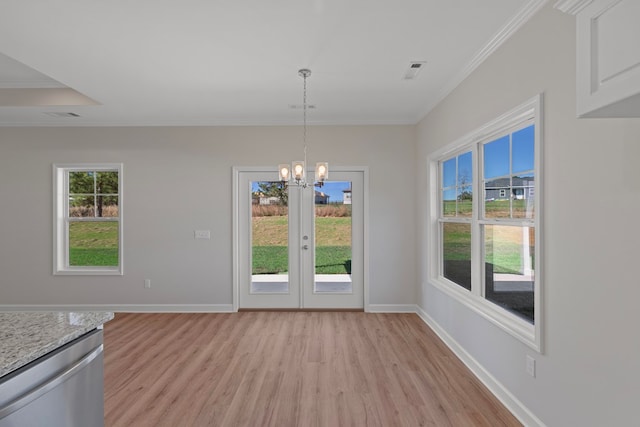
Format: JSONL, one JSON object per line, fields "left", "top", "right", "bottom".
{"left": 0, "top": 125, "right": 417, "bottom": 308}
{"left": 416, "top": 4, "right": 640, "bottom": 426}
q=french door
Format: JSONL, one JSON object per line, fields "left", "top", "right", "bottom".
{"left": 236, "top": 168, "right": 364, "bottom": 309}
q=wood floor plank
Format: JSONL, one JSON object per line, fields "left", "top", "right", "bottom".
{"left": 103, "top": 312, "right": 521, "bottom": 427}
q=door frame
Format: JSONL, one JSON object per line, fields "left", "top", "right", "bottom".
{"left": 232, "top": 165, "right": 369, "bottom": 312}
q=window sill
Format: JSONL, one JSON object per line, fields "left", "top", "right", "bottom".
{"left": 429, "top": 276, "right": 541, "bottom": 353}
{"left": 54, "top": 268, "right": 123, "bottom": 276}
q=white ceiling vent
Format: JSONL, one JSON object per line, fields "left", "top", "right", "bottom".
{"left": 44, "top": 112, "right": 80, "bottom": 118}
{"left": 403, "top": 61, "right": 427, "bottom": 80}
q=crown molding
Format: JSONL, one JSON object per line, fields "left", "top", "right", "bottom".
{"left": 416, "top": 0, "right": 550, "bottom": 122}
{"left": 553, "top": 0, "right": 594, "bottom": 15}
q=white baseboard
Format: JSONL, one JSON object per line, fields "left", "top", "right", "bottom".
{"left": 367, "top": 304, "right": 417, "bottom": 313}
{"left": 0, "top": 304, "right": 235, "bottom": 313}
{"left": 414, "top": 305, "right": 545, "bottom": 427}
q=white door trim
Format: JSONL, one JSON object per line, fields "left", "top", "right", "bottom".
{"left": 232, "top": 166, "right": 369, "bottom": 312}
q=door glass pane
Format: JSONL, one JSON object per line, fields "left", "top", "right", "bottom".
{"left": 314, "top": 181, "right": 352, "bottom": 293}
{"left": 442, "top": 222, "right": 471, "bottom": 290}
{"left": 68, "top": 221, "right": 119, "bottom": 266}
{"left": 251, "top": 181, "right": 289, "bottom": 293}
{"left": 484, "top": 225, "right": 535, "bottom": 324}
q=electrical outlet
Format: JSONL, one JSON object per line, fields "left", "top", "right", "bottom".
{"left": 526, "top": 355, "right": 536, "bottom": 377}
{"left": 194, "top": 230, "right": 211, "bottom": 239}
{"left": 144, "top": 279, "right": 151, "bottom": 289}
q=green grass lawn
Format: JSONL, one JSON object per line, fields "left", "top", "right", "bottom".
{"left": 252, "top": 215, "right": 352, "bottom": 275}
{"left": 68, "top": 222, "right": 119, "bottom": 266}
{"left": 442, "top": 222, "right": 534, "bottom": 275}
{"left": 444, "top": 199, "right": 532, "bottom": 218}
{"left": 252, "top": 246, "right": 351, "bottom": 275}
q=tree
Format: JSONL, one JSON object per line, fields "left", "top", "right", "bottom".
{"left": 457, "top": 171, "right": 473, "bottom": 201}
{"left": 256, "top": 181, "right": 288, "bottom": 206}
{"left": 69, "top": 170, "right": 118, "bottom": 217}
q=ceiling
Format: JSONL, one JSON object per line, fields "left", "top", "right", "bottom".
{"left": 0, "top": 0, "right": 533, "bottom": 126}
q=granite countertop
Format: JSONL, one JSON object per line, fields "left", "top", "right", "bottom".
{"left": 0, "top": 312, "right": 114, "bottom": 378}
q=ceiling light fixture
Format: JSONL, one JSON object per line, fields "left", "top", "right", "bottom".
{"left": 279, "top": 69, "right": 328, "bottom": 188}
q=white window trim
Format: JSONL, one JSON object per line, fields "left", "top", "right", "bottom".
{"left": 53, "top": 163, "right": 124, "bottom": 275}
{"left": 427, "top": 94, "right": 543, "bottom": 352}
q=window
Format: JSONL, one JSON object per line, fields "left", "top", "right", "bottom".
{"left": 54, "top": 164, "right": 123, "bottom": 275}
{"left": 440, "top": 151, "right": 473, "bottom": 291}
{"left": 430, "top": 95, "right": 542, "bottom": 351}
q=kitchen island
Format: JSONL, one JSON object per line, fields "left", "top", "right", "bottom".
{"left": 0, "top": 311, "right": 113, "bottom": 426}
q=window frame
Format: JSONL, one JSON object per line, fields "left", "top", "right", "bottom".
{"left": 53, "top": 163, "right": 124, "bottom": 275}
{"left": 428, "top": 95, "right": 543, "bottom": 352}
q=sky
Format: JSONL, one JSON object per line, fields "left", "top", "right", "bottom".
{"left": 318, "top": 181, "right": 351, "bottom": 202}
{"left": 443, "top": 124, "right": 535, "bottom": 188}
{"left": 251, "top": 180, "right": 351, "bottom": 203}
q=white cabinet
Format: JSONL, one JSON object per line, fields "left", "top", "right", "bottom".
{"left": 574, "top": 0, "right": 640, "bottom": 117}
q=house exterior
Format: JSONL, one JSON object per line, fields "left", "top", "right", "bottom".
{"left": 484, "top": 176, "right": 535, "bottom": 201}
{"left": 315, "top": 191, "right": 329, "bottom": 204}
{"left": 252, "top": 192, "right": 282, "bottom": 206}
{"left": 343, "top": 188, "right": 352, "bottom": 205}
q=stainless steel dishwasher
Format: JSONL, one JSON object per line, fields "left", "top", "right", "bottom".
{"left": 0, "top": 329, "right": 104, "bottom": 427}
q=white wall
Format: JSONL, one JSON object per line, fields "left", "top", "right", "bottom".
{"left": 0, "top": 125, "right": 416, "bottom": 308}
{"left": 416, "top": 4, "right": 640, "bottom": 426}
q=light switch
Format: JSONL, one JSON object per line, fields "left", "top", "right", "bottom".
{"left": 194, "top": 230, "right": 211, "bottom": 239}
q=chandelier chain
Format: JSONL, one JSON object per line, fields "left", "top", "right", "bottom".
{"left": 303, "top": 71, "right": 307, "bottom": 149}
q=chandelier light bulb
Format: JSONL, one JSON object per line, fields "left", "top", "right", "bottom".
{"left": 279, "top": 165, "right": 290, "bottom": 181}
{"left": 315, "top": 162, "right": 329, "bottom": 182}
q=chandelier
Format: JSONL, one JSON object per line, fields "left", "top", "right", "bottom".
{"left": 278, "top": 69, "right": 328, "bottom": 188}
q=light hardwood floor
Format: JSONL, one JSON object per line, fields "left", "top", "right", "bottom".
{"left": 104, "top": 312, "right": 521, "bottom": 426}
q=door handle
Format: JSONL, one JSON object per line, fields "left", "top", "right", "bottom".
{"left": 302, "top": 245, "right": 309, "bottom": 250}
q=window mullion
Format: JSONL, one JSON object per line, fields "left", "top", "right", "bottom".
{"left": 68, "top": 217, "right": 119, "bottom": 222}
{"left": 471, "top": 143, "right": 482, "bottom": 296}
{"left": 93, "top": 172, "right": 98, "bottom": 219}
{"left": 64, "top": 171, "right": 70, "bottom": 269}
{"left": 455, "top": 156, "right": 459, "bottom": 217}
{"left": 510, "top": 134, "right": 514, "bottom": 203}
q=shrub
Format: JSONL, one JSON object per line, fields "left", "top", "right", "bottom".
{"left": 69, "top": 205, "right": 119, "bottom": 217}
{"left": 252, "top": 203, "right": 352, "bottom": 217}
{"left": 315, "top": 204, "right": 351, "bottom": 217}
{"left": 252, "top": 205, "right": 288, "bottom": 217}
